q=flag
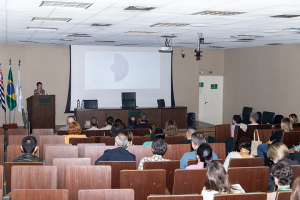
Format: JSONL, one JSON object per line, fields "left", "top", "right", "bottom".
{"left": 6, "top": 66, "right": 16, "bottom": 111}
{"left": 15, "top": 68, "right": 23, "bottom": 113}
{"left": 0, "top": 66, "right": 6, "bottom": 112}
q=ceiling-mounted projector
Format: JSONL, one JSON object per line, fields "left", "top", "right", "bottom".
{"left": 159, "top": 38, "right": 173, "bottom": 53}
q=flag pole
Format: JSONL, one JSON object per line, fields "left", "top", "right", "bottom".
{"left": 9, "top": 59, "right": 11, "bottom": 124}
{"left": 1, "top": 63, "right": 7, "bottom": 124}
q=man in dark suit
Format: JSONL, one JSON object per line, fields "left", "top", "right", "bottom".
{"left": 133, "top": 113, "right": 149, "bottom": 129}
{"left": 178, "top": 126, "right": 197, "bottom": 144}
{"left": 94, "top": 133, "right": 135, "bottom": 164}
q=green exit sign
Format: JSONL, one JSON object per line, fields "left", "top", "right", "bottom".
{"left": 211, "top": 84, "right": 218, "bottom": 89}
{"left": 199, "top": 82, "right": 204, "bottom": 87}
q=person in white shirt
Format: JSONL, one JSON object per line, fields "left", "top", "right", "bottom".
{"left": 201, "top": 161, "right": 245, "bottom": 200}
{"left": 99, "top": 116, "right": 113, "bottom": 130}
{"left": 223, "top": 136, "right": 253, "bottom": 171}
{"left": 87, "top": 117, "right": 100, "bottom": 130}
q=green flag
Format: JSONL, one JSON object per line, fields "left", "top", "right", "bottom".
{"left": 6, "top": 66, "right": 16, "bottom": 111}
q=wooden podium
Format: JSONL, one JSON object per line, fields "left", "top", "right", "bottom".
{"left": 27, "top": 95, "right": 55, "bottom": 131}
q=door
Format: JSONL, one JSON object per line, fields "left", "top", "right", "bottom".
{"left": 199, "top": 76, "right": 223, "bottom": 125}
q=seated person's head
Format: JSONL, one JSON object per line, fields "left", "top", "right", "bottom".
{"left": 281, "top": 118, "right": 293, "bottom": 132}
{"left": 151, "top": 127, "right": 165, "bottom": 141}
{"left": 67, "top": 121, "right": 82, "bottom": 135}
{"left": 84, "top": 120, "right": 91, "bottom": 129}
{"left": 66, "top": 116, "right": 75, "bottom": 125}
{"left": 267, "top": 143, "right": 289, "bottom": 163}
{"left": 124, "top": 130, "right": 133, "bottom": 146}
{"left": 291, "top": 177, "right": 300, "bottom": 199}
{"left": 106, "top": 116, "right": 113, "bottom": 126}
{"left": 110, "top": 123, "right": 124, "bottom": 137}
{"left": 140, "top": 113, "right": 148, "bottom": 123}
{"left": 129, "top": 117, "right": 136, "bottom": 126}
{"left": 232, "top": 115, "right": 242, "bottom": 124}
{"left": 149, "top": 123, "right": 157, "bottom": 134}
{"left": 90, "top": 117, "right": 98, "bottom": 127}
{"left": 238, "top": 136, "right": 251, "bottom": 154}
{"left": 205, "top": 161, "right": 232, "bottom": 193}
{"left": 151, "top": 138, "right": 167, "bottom": 156}
{"left": 249, "top": 112, "right": 259, "bottom": 123}
{"left": 164, "top": 120, "right": 177, "bottom": 136}
{"left": 191, "top": 132, "right": 205, "bottom": 150}
{"left": 115, "top": 119, "right": 122, "bottom": 124}
{"left": 21, "top": 136, "right": 38, "bottom": 155}
{"left": 120, "top": 122, "right": 126, "bottom": 130}
{"left": 186, "top": 126, "right": 197, "bottom": 139}
{"left": 115, "top": 133, "right": 129, "bottom": 148}
{"left": 197, "top": 143, "right": 213, "bottom": 168}
{"left": 289, "top": 114, "right": 299, "bottom": 124}
{"left": 271, "top": 161, "right": 293, "bottom": 188}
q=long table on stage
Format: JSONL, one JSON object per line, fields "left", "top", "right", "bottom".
{"left": 74, "top": 106, "right": 187, "bottom": 129}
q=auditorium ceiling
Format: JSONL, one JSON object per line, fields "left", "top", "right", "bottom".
{"left": 1, "top": 0, "right": 300, "bottom": 49}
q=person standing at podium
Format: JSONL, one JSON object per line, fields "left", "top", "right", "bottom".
{"left": 34, "top": 82, "right": 47, "bottom": 95}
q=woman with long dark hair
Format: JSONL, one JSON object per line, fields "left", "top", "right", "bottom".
{"left": 201, "top": 162, "right": 245, "bottom": 200}
{"left": 186, "top": 143, "right": 213, "bottom": 169}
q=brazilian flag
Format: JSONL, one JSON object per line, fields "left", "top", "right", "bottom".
{"left": 6, "top": 67, "right": 16, "bottom": 111}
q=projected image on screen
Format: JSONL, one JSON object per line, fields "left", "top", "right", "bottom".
{"left": 85, "top": 51, "right": 160, "bottom": 90}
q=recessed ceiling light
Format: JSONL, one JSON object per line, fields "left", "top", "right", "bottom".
{"left": 95, "top": 40, "right": 115, "bottom": 43}
{"left": 271, "top": 14, "right": 300, "bottom": 18}
{"left": 282, "top": 28, "right": 300, "bottom": 31}
{"left": 231, "top": 34, "right": 264, "bottom": 38}
{"left": 126, "top": 31, "right": 155, "bottom": 34}
{"left": 266, "top": 43, "right": 284, "bottom": 45}
{"left": 177, "top": 42, "right": 196, "bottom": 44}
{"left": 151, "top": 23, "right": 189, "bottom": 27}
{"left": 91, "top": 23, "right": 111, "bottom": 27}
{"left": 19, "top": 41, "right": 39, "bottom": 44}
{"left": 208, "top": 46, "right": 225, "bottom": 48}
{"left": 192, "top": 10, "right": 245, "bottom": 16}
{"left": 124, "top": 6, "right": 155, "bottom": 11}
{"left": 27, "top": 27, "right": 58, "bottom": 31}
{"left": 60, "top": 39, "right": 73, "bottom": 41}
{"left": 120, "top": 44, "right": 138, "bottom": 46}
{"left": 32, "top": 17, "right": 71, "bottom": 22}
{"left": 161, "top": 35, "right": 177, "bottom": 38}
{"left": 40, "top": 1, "right": 93, "bottom": 9}
{"left": 234, "top": 39, "right": 254, "bottom": 42}
{"left": 68, "top": 33, "right": 91, "bottom": 37}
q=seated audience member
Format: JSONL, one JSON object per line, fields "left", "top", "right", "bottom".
{"left": 289, "top": 114, "right": 299, "bottom": 124}
{"left": 178, "top": 126, "right": 196, "bottom": 144}
{"left": 110, "top": 123, "right": 125, "bottom": 137}
{"left": 126, "top": 116, "right": 136, "bottom": 129}
{"left": 223, "top": 136, "right": 253, "bottom": 171}
{"left": 87, "top": 117, "right": 100, "bottom": 130}
{"left": 65, "top": 121, "right": 87, "bottom": 144}
{"left": 164, "top": 120, "right": 179, "bottom": 136}
{"left": 115, "top": 119, "right": 123, "bottom": 124}
{"left": 149, "top": 123, "right": 157, "bottom": 134}
{"left": 231, "top": 115, "right": 242, "bottom": 133}
{"left": 239, "top": 112, "right": 259, "bottom": 132}
{"left": 94, "top": 133, "right": 135, "bottom": 164}
{"left": 180, "top": 132, "right": 218, "bottom": 169}
{"left": 120, "top": 122, "right": 127, "bottom": 130}
{"left": 257, "top": 118, "right": 292, "bottom": 163}
{"left": 290, "top": 177, "right": 300, "bottom": 200}
{"left": 201, "top": 162, "right": 245, "bottom": 200}
{"left": 82, "top": 120, "right": 91, "bottom": 130}
{"left": 133, "top": 113, "right": 149, "bottom": 129}
{"left": 59, "top": 116, "right": 75, "bottom": 131}
{"left": 267, "top": 161, "right": 293, "bottom": 200}
{"left": 138, "top": 138, "right": 170, "bottom": 170}
{"left": 143, "top": 127, "right": 165, "bottom": 145}
{"left": 267, "top": 143, "right": 299, "bottom": 190}
{"left": 11, "top": 136, "right": 46, "bottom": 165}
{"left": 99, "top": 116, "right": 113, "bottom": 130}
{"left": 186, "top": 143, "right": 213, "bottom": 169}
{"left": 125, "top": 130, "right": 133, "bottom": 146}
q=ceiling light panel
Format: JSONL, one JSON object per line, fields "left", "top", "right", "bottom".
{"left": 151, "top": 23, "right": 190, "bottom": 27}
{"left": 192, "top": 10, "right": 246, "bottom": 16}
{"left": 32, "top": 17, "right": 72, "bottom": 22}
{"left": 271, "top": 14, "right": 300, "bottom": 18}
{"left": 27, "top": 27, "right": 58, "bottom": 31}
{"left": 39, "top": 1, "right": 93, "bottom": 9}
{"left": 124, "top": 6, "right": 155, "bottom": 11}
{"left": 127, "top": 31, "right": 155, "bottom": 34}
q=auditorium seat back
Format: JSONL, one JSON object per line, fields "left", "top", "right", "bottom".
{"left": 77, "top": 143, "right": 106, "bottom": 158}
{"left": 12, "top": 189, "right": 68, "bottom": 200}
{"left": 44, "top": 145, "right": 78, "bottom": 165}
{"left": 78, "top": 189, "right": 134, "bottom": 200}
